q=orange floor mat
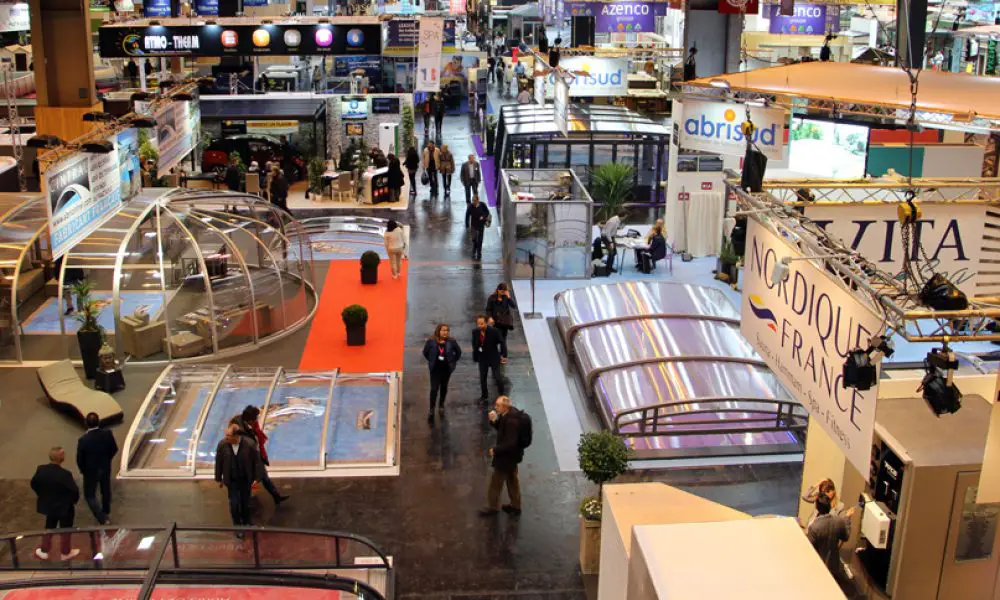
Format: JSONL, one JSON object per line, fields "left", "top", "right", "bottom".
{"left": 298, "top": 260, "right": 407, "bottom": 373}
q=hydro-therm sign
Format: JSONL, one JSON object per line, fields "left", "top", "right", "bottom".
{"left": 545, "top": 57, "right": 627, "bottom": 98}
{"left": 677, "top": 100, "right": 786, "bottom": 160}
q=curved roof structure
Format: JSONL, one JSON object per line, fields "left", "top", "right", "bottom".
{"left": 556, "top": 281, "right": 807, "bottom": 459}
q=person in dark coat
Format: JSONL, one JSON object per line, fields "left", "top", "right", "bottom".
{"left": 404, "top": 146, "right": 420, "bottom": 197}
{"left": 125, "top": 59, "right": 139, "bottom": 86}
{"left": 472, "top": 314, "right": 507, "bottom": 402}
{"left": 30, "top": 447, "right": 80, "bottom": 560}
{"left": 214, "top": 424, "right": 266, "bottom": 535}
{"left": 434, "top": 93, "right": 446, "bottom": 142}
{"left": 387, "top": 153, "right": 405, "bottom": 203}
{"left": 76, "top": 412, "right": 118, "bottom": 525}
{"left": 485, "top": 282, "right": 518, "bottom": 341}
{"left": 224, "top": 156, "right": 242, "bottom": 192}
{"left": 468, "top": 194, "right": 490, "bottom": 261}
{"left": 487, "top": 55, "right": 497, "bottom": 83}
{"left": 460, "top": 154, "right": 482, "bottom": 224}
{"left": 234, "top": 408, "right": 289, "bottom": 507}
{"left": 269, "top": 167, "right": 291, "bottom": 215}
{"left": 422, "top": 323, "right": 463, "bottom": 423}
{"left": 479, "top": 395, "right": 523, "bottom": 517}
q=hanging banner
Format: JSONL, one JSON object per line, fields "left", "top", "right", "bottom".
{"left": 44, "top": 141, "right": 124, "bottom": 260}
{"left": 766, "top": 3, "right": 827, "bottom": 35}
{"left": 117, "top": 128, "right": 142, "bottom": 202}
{"left": 143, "top": 0, "right": 172, "bottom": 17}
{"left": 677, "top": 99, "right": 786, "bottom": 160}
{"left": 415, "top": 17, "right": 444, "bottom": 93}
{"left": 553, "top": 78, "right": 569, "bottom": 137}
{"left": 137, "top": 95, "right": 201, "bottom": 177}
{"left": 546, "top": 56, "right": 627, "bottom": 97}
{"left": 384, "top": 19, "right": 456, "bottom": 55}
{"left": 741, "top": 219, "right": 884, "bottom": 475}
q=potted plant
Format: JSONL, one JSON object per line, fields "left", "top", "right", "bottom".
{"left": 360, "top": 250, "right": 381, "bottom": 284}
{"left": 307, "top": 157, "right": 327, "bottom": 201}
{"left": 72, "top": 279, "right": 105, "bottom": 379}
{"left": 401, "top": 102, "right": 415, "bottom": 155}
{"left": 590, "top": 163, "right": 635, "bottom": 223}
{"left": 577, "top": 430, "right": 632, "bottom": 575}
{"left": 716, "top": 239, "right": 740, "bottom": 285}
{"left": 342, "top": 304, "right": 368, "bottom": 346}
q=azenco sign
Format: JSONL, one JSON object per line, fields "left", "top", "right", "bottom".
{"left": 741, "top": 220, "right": 884, "bottom": 474}
{"left": 678, "top": 100, "right": 786, "bottom": 160}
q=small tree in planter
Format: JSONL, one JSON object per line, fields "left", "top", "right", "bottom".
{"left": 360, "top": 250, "right": 381, "bottom": 284}
{"left": 72, "top": 279, "right": 106, "bottom": 379}
{"left": 342, "top": 304, "right": 368, "bottom": 346}
{"left": 716, "top": 239, "right": 740, "bottom": 285}
{"left": 307, "top": 157, "right": 327, "bottom": 201}
{"left": 590, "top": 163, "right": 635, "bottom": 223}
{"left": 401, "top": 103, "right": 415, "bottom": 155}
{"left": 577, "top": 430, "right": 632, "bottom": 574}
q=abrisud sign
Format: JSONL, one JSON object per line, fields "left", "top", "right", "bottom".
{"left": 546, "top": 57, "right": 628, "bottom": 97}
{"left": 678, "top": 100, "right": 786, "bottom": 160}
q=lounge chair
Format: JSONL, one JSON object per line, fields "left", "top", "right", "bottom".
{"left": 37, "top": 360, "right": 124, "bottom": 426}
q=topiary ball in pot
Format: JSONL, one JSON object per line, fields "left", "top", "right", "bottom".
{"left": 342, "top": 304, "right": 368, "bottom": 346}
{"left": 360, "top": 250, "right": 381, "bottom": 284}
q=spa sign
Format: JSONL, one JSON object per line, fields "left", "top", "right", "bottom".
{"left": 678, "top": 100, "right": 786, "bottom": 160}
{"left": 741, "top": 219, "right": 884, "bottom": 474}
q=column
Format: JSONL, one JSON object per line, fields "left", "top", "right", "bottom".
{"left": 896, "top": 0, "right": 928, "bottom": 69}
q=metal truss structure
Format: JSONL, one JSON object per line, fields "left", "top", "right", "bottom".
{"left": 760, "top": 177, "right": 1000, "bottom": 204}
{"left": 0, "top": 65, "right": 24, "bottom": 191}
{"left": 724, "top": 171, "right": 1000, "bottom": 343}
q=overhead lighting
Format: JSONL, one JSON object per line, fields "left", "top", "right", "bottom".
{"left": 81, "top": 141, "right": 115, "bottom": 154}
{"left": 128, "top": 117, "right": 157, "bottom": 128}
{"left": 82, "top": 111, "right": 115, "bottom": 122}
{"left": 709, "top": 78, "right": 731, "bottom": 89}
{"left": 130, "top": 91, "right": 153, "bottom": 102}
{"left": 319, "top": 17, "right": 330, "bottom": 24}
{"left": 842, "top": 348, "right": 878, "bottom": 390}
{"left": 149, "top": 20, "right": 161, "bottom": 26}
{"left": 159, "top": 80, "right": 176, "bottom": 90}
{"left": 170, "top": 92, "right": 193, "bottom": 101}
{"left": 922, "top": 346, "right": 962, "bottom": 415}
{"left": 262, "top": 19, "right": 273, "bottom": 24}
{"left": 26, "top": 134, "right": 63, "bottom": 149}
{"left": 206, "top": 19, "right": 217, "bottom": 25}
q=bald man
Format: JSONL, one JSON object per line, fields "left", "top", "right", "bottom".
{"left": 215, "top": 424, "right": 265, "bottom": 536}
{"left": 30, "top": 447, "right": 80, "bottom": 560}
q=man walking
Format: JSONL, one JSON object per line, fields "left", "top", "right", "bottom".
{"left": 423, "top": 141, "right": 441, "bottom": 198}
{"left": 77, "top": 412, "right": 118, "bottom": 525}
{"left": 460, "top": 154, "right": 482, "bottom": 226}
{"left": 236, "top": 406, "right": 290, "bottom": 507}
{"left": 434, "top": 93, "right": 446, "bottom": 143}
{"left": 472, "top": 314, "right": 507, "bottom": 402}
{"left": 479, "top": 396, "right": 525, "bottom": 517}
{"left": 214, "top": 424, "right": 265, "bottom": 537}
{"left": 468, "top": 195, "right": 490, "bottom": 261}
{"left": 30, "top": 447, "right": 80, "bottom": 560}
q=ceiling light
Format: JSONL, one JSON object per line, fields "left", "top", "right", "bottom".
{"left": 170, "top": 93, "right": 193, "bottom": 101}
{"left": 842, "top": 348, "right": 878, "bottom": 390}
{"left": 770, "top": 253, "right": 840, "bottom": 286}
{"left": 81, "top": 141, "right": 115, "bottom": 154}
{"left": 26, "top": 134, "right": 63, "bottom": 148}
{"left": 129, "top": 117, "right": 157, "bottom": 128}
{"left": 130, "top": 91, "right": 153, "bottom": 102}
{"left": 922, "top": 346, "right": 962, "bottom": 415}
{"left": 149, "top": 20, "right": 161, "bottom": 26}
{"left": 82, "top": 111, "right": 115, "bottom": 122}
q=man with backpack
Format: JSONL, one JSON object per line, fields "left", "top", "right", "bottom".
{"left": 480, "top": 395, "right": 531, "bottom": 517}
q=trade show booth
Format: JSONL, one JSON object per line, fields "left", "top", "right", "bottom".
{"left": 326, "top": 94, "right": 413, "bottom": 161}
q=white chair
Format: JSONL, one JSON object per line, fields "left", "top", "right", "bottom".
{"left": 335, "top": 173, "right": 355, "bottom": 203}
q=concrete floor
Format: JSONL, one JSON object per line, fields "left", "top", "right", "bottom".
{"left": 0, "top": 88, "right": 802, "bottom": 599}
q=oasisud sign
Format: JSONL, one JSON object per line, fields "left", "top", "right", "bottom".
{"left": 741, "top": 219, "right": 884, "bottom": 474}
{"left": 678, "top": 99, "right": 786, "bottom": 160}
{"left": 803, "top": 202, "right": 988, "bottom": 291}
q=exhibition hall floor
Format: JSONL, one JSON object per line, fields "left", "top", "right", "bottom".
{"left": 0, "top": 105, "right": 802, "bottom": 598}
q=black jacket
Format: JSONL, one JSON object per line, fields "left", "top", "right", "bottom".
{"left": 435, "top": 100, "right": 445, "bottom": 121}
{"left": 30, "top": 463, "right": 79, "bottom": 517}
{"left": 491, "top": 407, "right": 524, "bottom": 472}
{"left": 486, "top": 292, "right": 517, "bottom": 330}
{"left": 648, "top": 233, "right": 667, "bottom": 262}
{"left": 422, "top": 337, "right": 462, "bottom": 372}
{"left": 77, "top": 428, "right": 118, "bottom": 476}
{"left": 214, "top": 438, "right": 266, "bottom": 488}
{"left": 472, "top": 325, "right": 507, "bottom": 365}
{"left": 224, "top": 165, "right": 241, "bottom": 191}
{"left": 270, "top": 175, "right": 289, "bottom": 199}
{"left": 404, "top": 149, "right": 420, "bottom": 171}
{"left": 469, "top": 202, "right": 490, "bottom": 231}
{"left": 387, "top": 157, "right": 404, "bottom": 189}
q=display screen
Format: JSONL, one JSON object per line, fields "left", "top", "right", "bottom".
{"left": 788, "top": 117, "right": 869, "bottom": 179}
{"left": 372, "top": 97, "right": 400, "bottom": 114}
{"left": 341, "top": 98, "right": 368, "bottom": 120}
{"left": 345, "top": 123, "right": 364, "bottom": 136}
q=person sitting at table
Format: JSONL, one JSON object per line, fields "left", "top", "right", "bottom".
{"left": 638, "top": 220, "right": 667, "bottom": 274}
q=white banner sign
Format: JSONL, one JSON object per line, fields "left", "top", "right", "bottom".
{"left": 803, "top": 202, "right": 988, "bottom": 293}
{"left": 545, "top": 57, "right": 628, "bottom": 98}
{"left": 554, "top": 78, "right": 569, "bottom": 138}
{"left": 246, "top": 120, "right": 299, "bottom": 136}
{"left": 415, "top": 17, "right": 443, "bottom": 93}
{"left": 0, "top": 4, "right": 29, "bottom": 33}
{"left": 741, "top": 219, "right": 884, "bottom": 474}
{"left": 678, "top": 99, "right": 786, "bottom": 160}
{"left": 138, "top": 97, "right": 201, "bottom": 177}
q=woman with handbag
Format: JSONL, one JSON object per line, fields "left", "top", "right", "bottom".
{"left": 438, "top": 144, "right": 456, "bottom": 200}
{"left": 485, "top": 282, "right": 517, "bottom": 341}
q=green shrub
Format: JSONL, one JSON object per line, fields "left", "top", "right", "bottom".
{"left": 360, "top": 250, "right": 381, "bottom": 269}
{"left": 578, "top": 430, "right": 631, "bottom": 491}
{"left": 341, "top": 304, "right": 368, "bottom": 327}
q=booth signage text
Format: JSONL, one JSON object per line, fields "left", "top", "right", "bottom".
{"left": 384, "top": 19, "right": 456, "bottom": 55}
{"left": 766, "top": 3, "right": 829, "bottom": 35}
{"left": 143, "top": 0, "right": 171, "bottom": 17}
{"left": 0, "top": 4, "right": 29, "bottom": 33}
{"left": 416, "top": 18, "right": 444, "bottom": 92}
{"left": 546, "top": 57, "right": 628, "bottom": 98}
{"left": 741, "top": 220, "right": 883, "bottom": 474}
{"left": 678, "top": 100, "right": 786, "bottom": 160}
{"left": 566, "top": 1, "right": 668, "bottom": 32}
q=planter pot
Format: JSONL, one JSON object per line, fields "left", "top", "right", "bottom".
{"left": 346, "top": 324, "right": 366, "bottom": 346}
{"left": 579, "top": 516, "right": 602, "bottom": 575}
{"left": 360, "top": 265, "right": 379, "bottom": 285}
{"left": 77, "top": 329, "right": 103, "bottom": 379}
{"left": 727, "top": 263, "right": 740, "bottom": 286}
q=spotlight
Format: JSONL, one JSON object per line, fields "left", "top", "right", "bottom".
{"left": 262, "top": 19, "right": 273, "bottom": 24}
{"left": 81, "top": 141, "right": 115, "bottom": 154}
{"left": 128, "top": 117, "right": 157, "bottom": 128}
{"left": 130, "top": 91, "right": 153, "bottom": 102}
{"left": 920, "top": 273, "right": 968, "bottom": 310}
{"left": 921, "top": 346, "right": 962, "bottom": 415}
{"left": 149, "top": 20, "right": 161, "bottom": 26}
{"left": 26, "top": 134, "right": 63, "bottom": 149}
{"left": 843, "top": 348, "right": 878, "bottom": 391}
{"left": 82, "top": 111, "right": 115, "bottom": 122}
{"left": 206, "top": 19, "right": 217, "bottom": 25}
{"left": 159, "top": 80, "right": 176, "bottom": 90}
{"left": 170, "top": 92, "right": 193, "bottom": 101}
{"left": 869, "top": 335, "right": 895, "bottom": 359}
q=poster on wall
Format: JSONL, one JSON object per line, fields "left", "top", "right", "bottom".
{"left": 415, "top": 17, "right": 444, "bottom": 92}
{"left": 334, "top": 55, "right": 382, "bottom": 79}
{"left": 137, "top": 96, "right": 201, "bottom": 178}
{"left": 384, "top": 20, "right": 420, "bottom": 55}
{"left": 194, "top": 0, "right": 219, "bottom": 15}
{"left": 767, "top": 4, "right": 828, "bottom": 35}
{"left": 143, "top": 0, "right": 172, "bottom": 17}
{"left": 677, "top": 100, "right": 786, "bottom": 160}
{"left": 741, "top": 219, "right": 884, "bottom": 474}
{"left": 545, "top": 57, "right": 627, "bottom": 97}
{"left": 44, "top": 145, "right": 124, "bottom": 259}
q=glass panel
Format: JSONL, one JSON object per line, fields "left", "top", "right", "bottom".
{"left": 546, "top": 143, "right": 568, "bottom": 168}
{"left": 125, "top": 365, "right": 228, "bottom": 475}
{"left": 194, "top": 367, "right": 279, "bottom": 472}
{"left": 256, "top": 530, "right": 385, "bottom": 568}
{"left": 159, "top": 210, "right": 215, "bottom": 359}
{"left": 569, "top": 143, "right": 591, "bottom": 187}
{"left": 266, "top": 371, "right": 334, "bottom": 469}
{"left": 325, "top": 375, "right": 392, "bottom": 465}
{"left": 0, "top": 527, "right": 169, "bottom": 570}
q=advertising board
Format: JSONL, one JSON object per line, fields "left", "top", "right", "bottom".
{"left": 553, "top": 78, "right": 569, "bottom": 137}
{"left": 136, "top": 96, "right": 201, "bottom": 178}
{"left": 0, "top": 4, "right": 30, "bottom": 33}
{"left": 416, "top": 17, "right": 443, "bottom": 93}
{"left": 677, "top": 100, "right": 786, "bottom": 160}
{"left": 565, "top": 1, "right": 667, "bottom": 33}
{"left": 766, "top": 3, "right": 827, "bottom": 34}
{"left": 545, "top": 56, "right": 627, "bottom": 98}
{"left": 741, "top": 219, "right": 884, "bottom": 474}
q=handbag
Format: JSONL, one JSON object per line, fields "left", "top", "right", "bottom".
{"left": 421, "top": 171, "right": 429, "bottom": 185}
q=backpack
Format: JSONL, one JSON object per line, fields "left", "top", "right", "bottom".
{"left": 517, "top": 410, "right": 533, "bottom": 449}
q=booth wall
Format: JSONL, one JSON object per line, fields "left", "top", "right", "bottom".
{"left": 326, "top": 94, "right": 413, "bottom": 162}
{"left": 684, "top": 10, "right": 741, "bottom": 78}
{"left": 867, "top": 144, "right": 985, "bottom": 178}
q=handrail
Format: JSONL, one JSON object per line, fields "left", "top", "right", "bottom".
{"left": 614, "top": 398, "right": 808, "bottom": 438}
{"left": 561, "top": 313, "right": 741, "bottom": 349}
{"left": 585, "top": 355, "right": 768, "bottom": 390}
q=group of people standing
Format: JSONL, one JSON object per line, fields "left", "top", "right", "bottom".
{"left": 224, "top": 157, "right": 290, "bottom": 214}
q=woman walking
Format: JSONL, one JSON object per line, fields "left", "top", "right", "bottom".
{"left": 485, "top": 282, "right": 517, "bottom": 341}
{"left": 383, "top": 219, "right": 406, "bottom": 279}
{"left": 438, "top": 144, "right": 455, "bottom": 200}
{"left": 404, "top": 145, "right": 420, "bottom": 198}
{"left": 421, "top": 323, "right": 462, "bottom": 424}
{"left": 387, "top": 153, "right": 404, "bottom": 203}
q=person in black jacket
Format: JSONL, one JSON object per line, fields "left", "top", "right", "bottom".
{"left": 387, "top": 153, "right": 404, "bottom": 203}
{"left": 76, "top": 412, "right": 118, "bottom": 525}
{"left": 468, "top": 194, "right": 490, "bottom": 261}
{"left": 422, "top": 323, "right": 463, "bottom": 424}
{"left": 472, "top": 314, "right": 507, "bottom": 402}
{"left": 404, "top": 146, "right": 420, "bottom": 197}
{"left": 30, "top": 447, "right": 80, "bottom": 560}
{"left": 224, "top": 156, "right": 242, "bottom": 192}
{"left": 485, "top": 282, "right": 517, "bottom": 341}
{"left": 479, "top": 396, "right": 523, "bottom": 516}
{"left": 269, "top": 167, "right": 291, "bottom": 215}
{"left": 433, "top": 93, "right": 446, "bottom": 143}
{"left": 214, "top": 424, "right": 266, "bottom": 535}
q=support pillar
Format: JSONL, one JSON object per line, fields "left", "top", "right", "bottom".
{"left": 29, "top": 0, "right": 101, "bottom": 142}
{"left": 896, "top": 0, "right": 928, "bottom": 69}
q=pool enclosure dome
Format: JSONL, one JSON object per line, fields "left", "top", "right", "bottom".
{"left": 47, "top": 189, "right": 317, "bottom": 363}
